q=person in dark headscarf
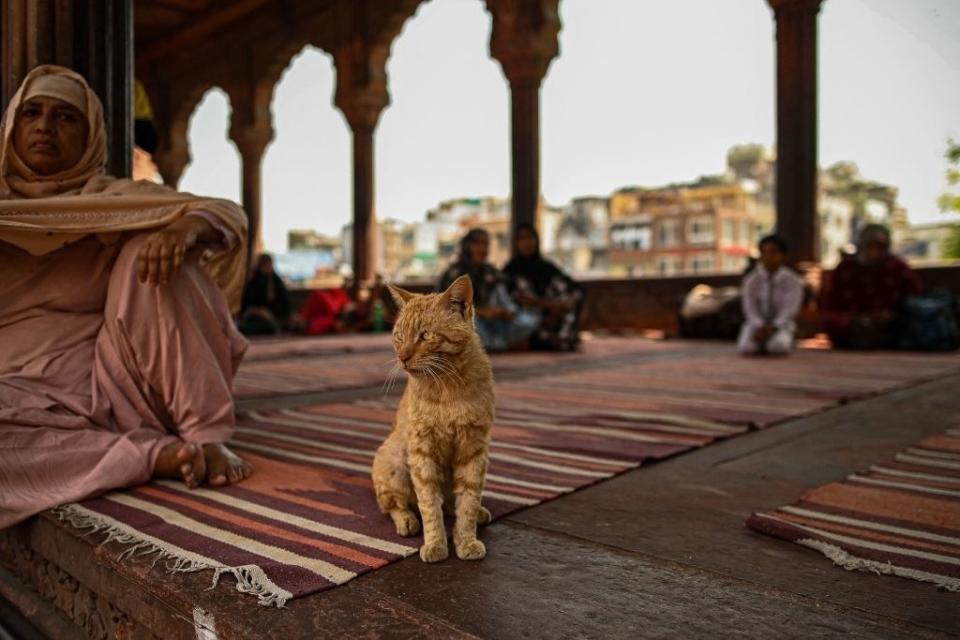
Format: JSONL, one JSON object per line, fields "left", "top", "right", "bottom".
{"left": 439, "top": 228, "right": 537, "bottom": 352}
{"left": 239, "top": 253, "right": 291, "bottom": 335}
{"left": 822, "top": 224, "right": 921, "bottom": 349}
{"left": 503, "top": 223, "right": 584, "bottom": 351}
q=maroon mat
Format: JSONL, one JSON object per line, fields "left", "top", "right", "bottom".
{"left": 748, "top": 428, "right": 960, "bottom": 592}
{"left": 233, "top": 336, "right": 679, "bottom": 399}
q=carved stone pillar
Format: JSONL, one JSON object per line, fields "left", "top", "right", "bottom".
{"left": 487, "top": 0, "right": 560, "bottom": 255}
{"left": 145, "top": 79, "right": 192, "bottom": 189}
{"left": 334, "top": 42, "right": 390, "bottom": 285}
{"left": 152, "top": 125, "right": 190, "bottom": 189}
{"left": 768, "top": 0, "right": 823, "bottom": 264}
{"left": 227, "top": 81, "right": 275, "bottom": 267}
{"left": 1, "top": 0, "right": 134, "bottom": 177}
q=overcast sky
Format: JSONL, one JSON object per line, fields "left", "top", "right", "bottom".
{"left": 178, "top": 0, "right": 960, "bottom": 253}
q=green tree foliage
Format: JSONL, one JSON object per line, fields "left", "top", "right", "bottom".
{"left": 940, "top": 138, "right": 960, "bottom": 259}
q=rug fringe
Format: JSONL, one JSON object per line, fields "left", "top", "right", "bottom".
{"left": 798, "top": 538, "right": 960, "bottom": 592}
{"left": 53, "top": 504, "right": 292, "bottom": 607}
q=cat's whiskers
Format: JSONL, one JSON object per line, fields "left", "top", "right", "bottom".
{"left": 382, "top": 362, "right": 403, "bottom": 396}
{"left": 419, "top": 363, "right": 443, "bottom": 388}
{"left": 425, "top": 356, "right": 464, "bottom": 386}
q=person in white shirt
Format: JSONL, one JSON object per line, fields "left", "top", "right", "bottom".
{"left": 738, "top": 234, "right": 805, "bottom": 355}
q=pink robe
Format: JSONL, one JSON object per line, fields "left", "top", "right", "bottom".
{"left": 0, "top": 232, "right": 247, "bottom": 529}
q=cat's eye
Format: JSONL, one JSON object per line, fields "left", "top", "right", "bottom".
{"left": 419, "top": 331, "right": 431, "bottom": 341}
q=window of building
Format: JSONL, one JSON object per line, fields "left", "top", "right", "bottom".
{"left": 657, "top": 255, "right": 682, "bottom": 276}
{"left": 740, "top": 220, "right": 752, "bottom": 246}
{"left": 611, "top": 224, "right": 651, "bottom": 250}
{"left": 721, "top": 219, "right": 736, "bottom": 245}
{"left": 657, "top": 219, "right": 681, "bottom": 247}
{"left": 688, "top": 216, "right": 715, "bottom": 244}
{"left": 688, "top": 254, "right": 715, "bottom": 273}
{"left": 722, "top": 254, "right": 744, "bottom": 273}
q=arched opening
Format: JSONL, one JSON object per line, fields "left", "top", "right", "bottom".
{"left": 259, "top": 46, "right": 350, "bottom": 287}
{"left": 178, "top": 88, "right": 241, "bottom": 203}
{"left": 540, "top": 0, "right": 775, "bottom": 277}
{"left": 820, "top": 0, "right": 960, "bottom": 265}
{"left": 377, "top": 0, "right": 510, "bottom": 280}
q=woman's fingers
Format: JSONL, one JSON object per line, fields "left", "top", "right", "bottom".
{"left": 137, "top": 244, "right": 149, "bottom": 282}
{"left": 159, "top": 242, "right": 173, "bottom": 284}
{"left": 146, "top": 240, "right": 161, "bottom": 285}
{"left": 136, "top": 229, "right": 190, "bottom": 286}
{"left": 173, "top": 243, "right": 185, "bottom": 274}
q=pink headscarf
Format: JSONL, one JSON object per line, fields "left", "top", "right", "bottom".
{"left": 0, "top": 65, "right": 108, "bottom": 199}
{"left": 0, "top": 65, "right": 249, "bottom": 310}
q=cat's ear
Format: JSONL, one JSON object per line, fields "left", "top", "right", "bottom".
{"left": 442, "top": 275, "right": 474, "bottom": 317}
{"left": 387, "top": 284, "right": 416, "bottom": 309}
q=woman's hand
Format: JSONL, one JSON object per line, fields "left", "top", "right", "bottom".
{"left": 137, "top": 216, "right": 215, "bottom": 286}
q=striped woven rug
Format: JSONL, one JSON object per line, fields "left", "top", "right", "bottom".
{"left": 54, "top": 347, "right": 960, "bottom": 606}
{"left": 747, "top": 428, "right": 960, "bottom": 592}
{"left": 55, "top": 387, "right": 745, "bottom": 606}
{"left": 243, "top": 334, "right": 393, "bottom": 361}
{"left": 496, "top": 349, "right": 960, "bottom": 428}
{"left": 233, "top": 336, "right": 679, "bottom": 399}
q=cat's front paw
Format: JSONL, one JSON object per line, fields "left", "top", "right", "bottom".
{"left": 419, "top": 541, "right": 449, "bottom": 563}
{"left": 455, "top": 538, "right": 486, "bottom": 561}
{"left": 477, "top": 506, "right": 492, "bottom": 525}
{"left": 393, "top": 511, "right": 421, "bottom": 537}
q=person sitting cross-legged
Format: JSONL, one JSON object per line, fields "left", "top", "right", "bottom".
{"left": 822, "top": 224, "right": 922, "bottom": 350}
{"left": 439, "top": 228, "right": 538, "bottom": 352}
{"left": 737, "top": 234, "right": 805, "bottom": 356}
{"left": 0, "top": 66, "right": 252, "bottom": 530}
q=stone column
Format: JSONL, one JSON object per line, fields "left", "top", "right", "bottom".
{"left": 487, "top": 0, "right": 560, "bottom": 255}
{"left": 152, "top": 126, "right": 190, "bottom": 189}
{"left": 768, "top": 0, "right": 824, "bottom": 264}
{"left": 1, "top": 0, "right": 134, "bottom": 177}
{"left": 227, "top": 81, "right": 275, "bottom": 268}
{"left": 334, "top": 43, "right": 390, "bottom": 285}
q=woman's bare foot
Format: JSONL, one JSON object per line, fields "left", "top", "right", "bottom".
{"left": 154, "top": 442, "right": 207, "bottom": 488}
{"left": 203, "top": 443, "right": 252, "bottom": 487}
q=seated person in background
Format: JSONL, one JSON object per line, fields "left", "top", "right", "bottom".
{"left": 737, "top": 234, "right": 805, "bottom": 355}
{"left": 239, "top": 253, "right": 291, "bottom": 335}
{"left": 823, "top": 224, "right": 922, "bottom": 349}
{"left": 301, "top": 281, "right": 351, "bottom": 335}
{"left": 504, "top": 223, "right": 583, "bottom": 351}
{"left": 439, "top": 228, "right": 537, "bottom": 352}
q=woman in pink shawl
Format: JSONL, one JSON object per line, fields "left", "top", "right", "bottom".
{"left": 0, "top": 66, "right": 252, "bottom": 529}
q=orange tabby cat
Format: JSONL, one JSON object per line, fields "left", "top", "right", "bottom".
{"left": 372, "top": 275, "right": 495, "bottom": 562}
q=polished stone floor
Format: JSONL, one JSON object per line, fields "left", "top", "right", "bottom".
{"left": 2, "top": 343, "right": 959, "bottom": 639}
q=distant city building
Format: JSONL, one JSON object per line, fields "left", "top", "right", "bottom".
{"left": 288, "top": 229, "right": 342, "bottom": 254}
{"left": 378, "top": 218, "right": 416, "bottom": 281}
{"left": 277, "top": 229, "right": 344, "bottom": 288}
{"left": 287, "top": 145, "right": 918, "bottom": 284}
{"left": 548, "top": 196, "right": 610, "bottom": 276}
{"left": 607, "top": 182, "right": 768, "bottom": 276}
{"left": 897, "top": 221, "right": 960, "bottom": 264}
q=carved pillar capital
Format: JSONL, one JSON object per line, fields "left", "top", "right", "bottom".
{"left": 486, "top": 0, "right": 561, "bottom": 88}
{"left": 153, "top": 136, "right": 190, "bottom": 189}
{"left": 333, "top": 42, "right": 390, "bottom": 133}
{"left": 224, "top": 81, "right": 275, "bottom": 160}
